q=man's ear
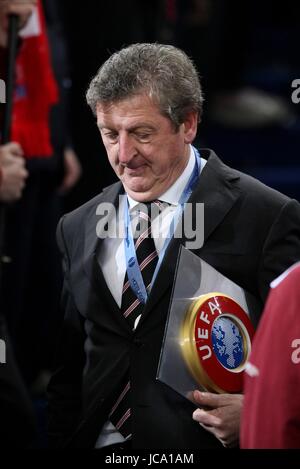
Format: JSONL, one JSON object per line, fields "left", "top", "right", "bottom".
{"left": 183, "top": 112, "right": 198, "bottom": 144}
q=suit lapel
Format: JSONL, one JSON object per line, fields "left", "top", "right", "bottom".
{"left": 83, "top": 182, "right": 122, "bottom": 279}
{"left": 82, "top": 182, "right": 133, "bottom": 332}
{"left": 140, "top": 150, "right": 242, "bottom": 323}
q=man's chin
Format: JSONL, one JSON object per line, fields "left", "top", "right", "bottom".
{"left": 123, "top": 177, "right": 148, "bottom": 192}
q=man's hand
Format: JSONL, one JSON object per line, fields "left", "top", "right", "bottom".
{"left": 0, "top": 0, "right": 37, "bottom": 46}
{"left": 0, "top": 142, "right": 28, "bottom": 202}
{"left": 192, "top": 390, "right": 243, "bottom": 448}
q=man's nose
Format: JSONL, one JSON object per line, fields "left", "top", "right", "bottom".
{"left": 118, "top": 134, "right": 136, "bottom": 164}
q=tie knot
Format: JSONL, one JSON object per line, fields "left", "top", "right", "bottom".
{"left": 130, "top": 200, "right": 167, "bottom": 241}
{"left": 137, "top": 200, "right": 168, "bottom": 220}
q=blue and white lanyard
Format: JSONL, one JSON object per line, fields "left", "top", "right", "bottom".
{"left": 124, "top": 147, "right": 201, "bottom": 304}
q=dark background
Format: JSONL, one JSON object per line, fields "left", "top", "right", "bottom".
{"left": 57, "top": 0, "right": 300, "bottom": 211}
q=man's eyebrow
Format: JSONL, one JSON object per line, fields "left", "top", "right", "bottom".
{"left": 128, "top": 124, "right": 156, "bottom": 132}
{"left": 98, "top": 123, "right": 157, "bottom": 131}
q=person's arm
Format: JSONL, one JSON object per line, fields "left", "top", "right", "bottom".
{"left": 0, "top": 142, "right": 28, "bottom": 202}
{"left": 47, "top": 216, "right": 86, "bottom": 448}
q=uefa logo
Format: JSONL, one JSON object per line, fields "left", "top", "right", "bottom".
{"left": 180, "top": 293, "right": 255, "bottom": 393}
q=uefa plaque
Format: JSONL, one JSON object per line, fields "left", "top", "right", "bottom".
{"left": 157, "top": 247, "right": 260, "bottom": 400}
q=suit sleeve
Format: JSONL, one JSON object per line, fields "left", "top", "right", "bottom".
{"left": 47, "top": 216, "right": 86, "bottom": 448}
{"left": 258, "top": 199, "right": 300, "bottom": 301}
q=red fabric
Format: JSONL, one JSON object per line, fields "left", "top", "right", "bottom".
{"left": 11, "top": 0, "right": 58, "bottom": 158}
{"left": 241, "top": 263, "right": 300, "bottom": 448}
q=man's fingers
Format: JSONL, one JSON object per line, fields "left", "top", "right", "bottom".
{"left": 193, "top": 408, "right": 222, "bottom": 427}
{"left": 193, "top": 390, "right": 241, "bottom": 408}
{"left": 193, "top": 390, "right": 224, "bottom": 408}
{"left": 193, "top": 407, "right": 238, "bottom": 448}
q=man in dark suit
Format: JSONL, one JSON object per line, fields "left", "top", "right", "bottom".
{"left": 47, "top": 43, "right": 300, "bottom": 449}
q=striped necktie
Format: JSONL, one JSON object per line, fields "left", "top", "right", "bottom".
{"left": 109, "top": 200, "right": 165, "bottom": 439}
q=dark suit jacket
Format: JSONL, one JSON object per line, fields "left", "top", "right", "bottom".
{"left": 47, "top": 149, "right": 300, "bottom": 448}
